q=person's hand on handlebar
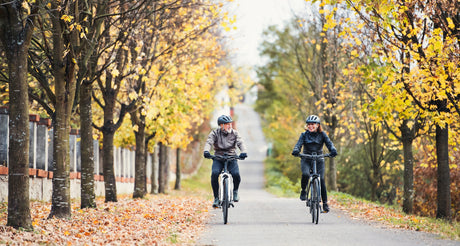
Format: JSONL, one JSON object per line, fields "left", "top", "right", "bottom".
{"left": 330, "top": 149, "right": 338, "bottom": 157}
{"left": 239, "top": 153, "right": 247, "bottom": 160}
{"left": 203, "top": 151, "right": 212, "bottom": 159}
{"left": 291, "top": 150, "right": 300, "bottom": 157}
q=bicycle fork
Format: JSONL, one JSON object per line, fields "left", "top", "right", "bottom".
{"left": 218, "top": 173, "right": 234, "bottom": 206}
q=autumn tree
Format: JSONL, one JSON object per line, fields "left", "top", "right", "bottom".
{"left": 293, "top": 4, "right": 353, "bottom": 190}
{"left": 88, "top": 0, "right": 164, "bottom": 202}
{"left": 75, "top": 0, "right": 109, "bottom": 209}
{"left": 24, "top": 0, "right": 81, "bottom": 219}
{"left": 124, "top": 0, "right": 231, "bottom": 197}
{"left": 0, "top": 0, "right": 37, "bottom": 230}
{"left": 338, "top": 0, "right": 460, "bottom": 220}
{"left": 256, "top": 11, "right": 352, "bottom": 188}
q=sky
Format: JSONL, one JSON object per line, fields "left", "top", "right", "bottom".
{"left": 225, "top": 0, "right": 308, "bottom": 69}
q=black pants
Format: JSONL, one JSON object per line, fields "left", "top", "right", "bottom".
{"left": 300, "top": 159, "right": 327, "bottom": 203}
{"left": 211, "top": 159, "right": 241, "bottom": 199}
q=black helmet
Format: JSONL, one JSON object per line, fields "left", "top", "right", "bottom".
{"left": 217, "top": 115, "right": 233, "bottom": 125}
{"left": 306, "top": 115, "right": 320, "bottom": 124}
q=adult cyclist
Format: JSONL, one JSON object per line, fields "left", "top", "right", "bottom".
{"left": 291, "top": 115, "right": 337, "bottom": 213}
{"left": 204, "top": 115, "right": 248, "bottom": 208}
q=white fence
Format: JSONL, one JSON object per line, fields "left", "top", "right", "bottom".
{"left": 0, "top": 108, "right": 155, "bottom": 202}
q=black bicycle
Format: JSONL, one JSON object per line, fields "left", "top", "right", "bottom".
{"left": 298, "top": 152, "right": 331, "bottom": 224}
{"left": 207, "top": 154, "right": 243, "bottom": 224}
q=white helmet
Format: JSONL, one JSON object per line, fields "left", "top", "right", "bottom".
{"left": 306, "top": 115, "right": 320, "bottom": 124}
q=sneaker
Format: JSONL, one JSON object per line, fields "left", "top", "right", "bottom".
{"left": 300, "top": 190, "right": 307, "bottom": 201}
{"left": 212, "top": 198, "right": 220, "bottom": 208}
{"left": 323, "top": 203, "right": 330, "bottom": 213}
{"left": 233, "top": 190, "right": 239, "bottom": 202}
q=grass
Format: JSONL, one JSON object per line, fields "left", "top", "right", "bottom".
{"left": 173, "top": 158, "right": 213, "bottom": 201}
{"left": 328, "top": 191, "right": 460, "bottom": 241}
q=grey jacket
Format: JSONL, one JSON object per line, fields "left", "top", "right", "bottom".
{"left": 204, "top": 128, "right": 247, "bottom": 155}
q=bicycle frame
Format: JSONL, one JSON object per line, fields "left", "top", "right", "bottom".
{"left": 218, "top": 161, "right": 234, "bottom": 204}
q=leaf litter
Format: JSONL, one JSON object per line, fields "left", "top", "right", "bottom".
{"left": 0, "top": 194, "right": 210, "bottom": 245}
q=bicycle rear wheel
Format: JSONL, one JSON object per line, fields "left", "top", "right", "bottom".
{"left": 222, "top": 178, "right": 229, "bottom": 224}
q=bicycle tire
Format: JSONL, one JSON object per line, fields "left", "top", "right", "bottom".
{"left": 311, "top": 180, "right": 316, "bottom": 223}
{"left": 222, "top": 177, "right": 229, "bottom": 224}
{"left": 313, "top": 178, "right": 321, "bottom": 224}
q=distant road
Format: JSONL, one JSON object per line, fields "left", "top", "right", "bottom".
{"left": 196, "top": 103, "right": 459, "bottom": 246}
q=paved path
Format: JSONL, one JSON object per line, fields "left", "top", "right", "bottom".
{"left": 196, "top": 103, "right": 459, "bottom": 246}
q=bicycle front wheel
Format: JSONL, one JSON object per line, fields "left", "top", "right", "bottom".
{"left": 222, "top": 178, "right": 229, "bottom": 224}
{"left": 312, "top": 179, "right": 320, "bottom": 224}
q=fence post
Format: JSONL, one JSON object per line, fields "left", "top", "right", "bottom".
{"left": 36, "top": 118, "right": 51, "bottom": 171}
{"left": 0, "top": 107, "right": 8, "bottom": 166}
{"left": 114, "top": 146, "right": 120, "bottom": 180}
{"left": 130, "top": 149, "right": 135, "bottom": 181}
{"left": 69, "top": 129, "right": 81, "bottom": 175}
{"left": 69, "top": 129, "right": 77, "bottom": 173}
{"left": 48, "top": 128, "right": 54, "bottom": 174}
{"left": 93, "top": 139, "right": 100, "bottom": 175}
{"left": 29, "top": 114, "right": 40, "bottom": 173}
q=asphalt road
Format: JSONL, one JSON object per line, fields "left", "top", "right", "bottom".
{"left": 196, "top": 103, "right": 459, "bottom": 246}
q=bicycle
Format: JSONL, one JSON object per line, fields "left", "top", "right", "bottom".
{"left": 207, "top": 154, "right": 243, "bottom": 224}
{"left": 298, "top": 152, "right": 331, "bottom": 224}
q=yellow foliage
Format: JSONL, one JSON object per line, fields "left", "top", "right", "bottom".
{"left": 61, "top": 15, "right": 74, "bottom": 23}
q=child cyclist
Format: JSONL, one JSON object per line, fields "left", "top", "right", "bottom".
{"left": 291, "top": 115, "right": 337, "bottom": 213}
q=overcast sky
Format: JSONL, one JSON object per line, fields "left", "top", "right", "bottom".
{"left": 225, "top": 0, "right": 308, "bottom": 69}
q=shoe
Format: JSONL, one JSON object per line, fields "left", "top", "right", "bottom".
{"left": 323, "top": 203, "right": 330, "bottom": 213}
{"left": 300, "top": 190, "right": 307, "bottom": 201}
{"left": 212, "top": 198, "right": 220, "bottom": 208}
{"left": 233, "top": 190, "right": 239, "bottom": 202}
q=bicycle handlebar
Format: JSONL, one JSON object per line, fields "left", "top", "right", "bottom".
{"left": 298, "top": 153, "right": 331, "bottom": 159}
{"left": 206, "top": 154, "right": 244, "bottom": 161}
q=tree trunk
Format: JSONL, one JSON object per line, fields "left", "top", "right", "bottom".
{"left": 48, "top": 4, "right": 76, "bottom": 218}
{"left": 101, "top": 74, "right": 118, "bottom": 202}
{"left": 327, "top": 120, "right": 338, "bottom": 191}
{"left": 2, "top": 7, "right": 34, "bottom": 228}
{"left": 150, "top": 143, "right": 158, "bottom": 194}
{"left": 49, "top": 119, "right": 72, "bottom": 219}
{"left": 402, "top": 138, "right": 414, "bottom": 213}
{"left": 102, "top": 130, "right": 117, "bottom": 202}
{"left": 328, "top": 158, "right": 337, "bottom": 191}
{"left": 174, "top": 148, "right": 181, "bottom": 190}
{"left": 436, "top": 124, "right": 451, "bottom": 221}
{"left": 133, "top": 120, "right": 146, "bottom": 198}
{"left": 80, "top": 81, "right": 96, "bottom": 208}
{"left": 400, "top": 121, "right": 414, "bottom": 214}
{"left": 158, "top": 143, "right": 169, "bottom": 194}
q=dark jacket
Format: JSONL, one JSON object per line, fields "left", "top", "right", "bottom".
{"left": 293, "top": 131, "right": 336, "bottom": 155}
